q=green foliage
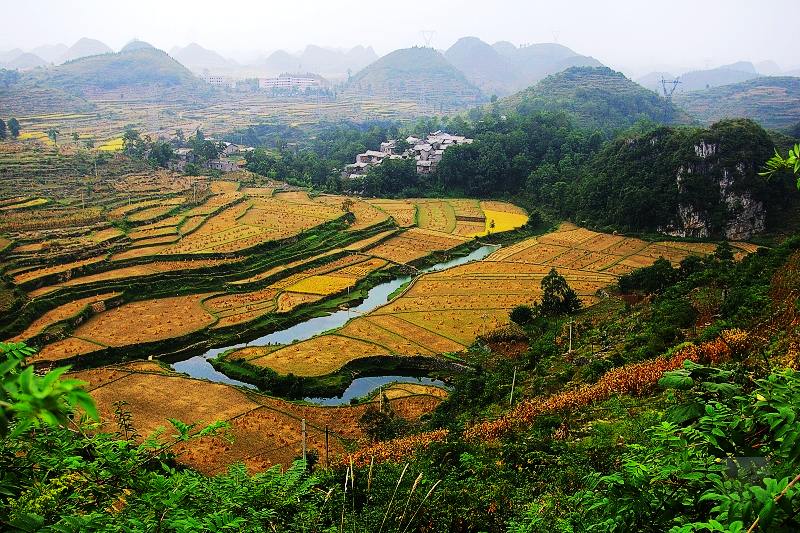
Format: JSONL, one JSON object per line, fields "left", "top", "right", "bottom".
{"left": 0, "top": 342, "right": 97, "bottom": 439}
{"left": 358, "top": 398, "right": 407, "bottom": 441}
{"left": 0, "top": 342, "right": 323, "bottom": 530}
{"left": 566, "top": 370, "right": 800, "bottom": 532}
{"left": 619, "top": 257, "right": 678, "bottom": 294}
{"left": 122, "top": 126, "right": 175, "bottom": 168}
{"left": 7, "top": 117, "right": 20, "bottom": 138}
{"left": 503, "top": 66, "right": 684, "bottom": 133}
{"left": 362, "top": 157, "right": 419, "bottom": 196}
{"left": 571, "top": 119, "right": 778, "bottom": 234}
{"left": 539, "top": 268, "right": 582, "bottom": 316}
{"left": 0, "top": 119, "right": 6, "bottom": 140}
{"left": 761, "top": 143, "right": 800, "bottom": 188}
{"left": 510, "top": 304, "right": 534, "bottom": 325}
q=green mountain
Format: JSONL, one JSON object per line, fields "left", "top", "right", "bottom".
{"left": 638, "top": 66, "right": 760, "bottom": 94}
{"left": 674, "top": 76, "right": 800, "bottom": 130}
{"left": 24, "top": 46, "right": 205, "bottom": 93}
{"left": 342, "top": 46, "right": 484, "bottom": 108}
{"left": 568, "top": 119, "right": 785, "bottom": 238}
{"left": 502, "top": 66, "right": 687, "bottom": 131}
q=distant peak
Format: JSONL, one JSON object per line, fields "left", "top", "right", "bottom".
{"left": 121, "top": 39, "right": 156, "bottom": 53}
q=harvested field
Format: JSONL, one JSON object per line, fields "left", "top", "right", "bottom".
{"left": 317, "top": 196, "right": 390, "bottom": 230}
{"left": 276, "top": 291, "right": 324, "bottom": 312}
{"left": 233, "top": 223, "right": 729, "bottom": 377}
{"left": 369, "top": 228, "right": 468, "bottom": 264}
{"left": 244, "top": 334, "right": 389, "bottom": 376}
{"left": 12, "top": 255, "right": 107, "bottom": 284}
{"left": 366, "top": 199, "right": 417, "bottom": 227}
{"left": 382, "top": 382, "right": 449, "bottom": 400}
{"left": 67, "top": 366, "right": 443, "bottom": 473}
{"left": 70, "top": 294, "right": 215, "bottom": 347}
{"left": 33, "top": 336, "right": 106, "bottom": 362}
{"left": 8, "top": 292, "right": 121, "bottom": 341}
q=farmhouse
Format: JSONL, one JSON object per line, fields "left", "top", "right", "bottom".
{"left": 168, "top": 144, "right": 247, "bottom": 173}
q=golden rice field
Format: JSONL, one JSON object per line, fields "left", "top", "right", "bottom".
{"left": 237, "top": 222, "right": 735, "bottom": 378}
{"left": 97, "top": 138, "right": 124, "bottom": 152}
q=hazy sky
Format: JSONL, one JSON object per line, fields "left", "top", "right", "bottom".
{"left": 3, "top": 0, "right": 797, "bottom": 74}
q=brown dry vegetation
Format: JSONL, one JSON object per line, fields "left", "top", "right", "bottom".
{"left": 69, "top": 365, "right": 444, "bottom": 473}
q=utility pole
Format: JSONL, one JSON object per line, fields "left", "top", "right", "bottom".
{"left": 568, "top": 318, "right": 573, "bottom": 353}
{"left": 509, "top": 366, "right": 517, "bottom": 406}
{"left": 301, "top": 418, "right": 307, "bottom": 464}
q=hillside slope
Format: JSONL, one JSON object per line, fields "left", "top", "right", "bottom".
{"left": 674, "top": 76, "right": 800, "bottom": 130}
{"left": 25, "top": 46, "right": 206, "bottom": 94}
{"left": 502, "top": 66, "right": 686, "bottom": 131}
{"left": 342, "top": 46, "right": 484, "bottom": 108}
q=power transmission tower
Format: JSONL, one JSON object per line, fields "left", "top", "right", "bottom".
{"left": 420, "top": 30, "right": 436, "bottom": 48}
{"left": 660, "top": 76, "right": 681, "bottom": 100}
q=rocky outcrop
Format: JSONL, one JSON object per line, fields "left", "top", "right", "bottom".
{"left": 659, "top": 138, "right": 767, "bottom": 240}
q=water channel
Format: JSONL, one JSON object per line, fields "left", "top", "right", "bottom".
{"left": 171, "top": 244, "right": 499, "bottom": 403}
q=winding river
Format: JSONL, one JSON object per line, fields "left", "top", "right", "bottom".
{"left": 171, "top": 244, "right": 499, "bottom": 403}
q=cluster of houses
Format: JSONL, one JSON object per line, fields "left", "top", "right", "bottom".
{"left": 169, "top": 141, "right": 252, "bottom": 173}
{"left": 344, "top": 131, "right": 473, "bottom": 179}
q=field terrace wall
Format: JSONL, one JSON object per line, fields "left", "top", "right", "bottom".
{"left": 69, "top": 362, "right": 447, "bottom": 473}
{"left": 218, "top": 223, "right": 751, "bottom": 394}
{"left": 2, "top": 219, "right": 395, "bottom": 345}
{"left": 4, "top": 190, "right": 530, "bottom": 379}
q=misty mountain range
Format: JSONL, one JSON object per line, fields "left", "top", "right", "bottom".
{"left": 6, "top": 35, "right": 798, "bottom": 89}
{"left": 2, "top": 35, "right": 800, "bottom": 129}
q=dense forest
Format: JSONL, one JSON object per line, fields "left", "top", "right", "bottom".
{"left": 241, "top": 101, "right": 797, "bottom": 237}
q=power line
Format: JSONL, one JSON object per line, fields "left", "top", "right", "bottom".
{"left": 660, "top": 76, "right": 681, "bottom": 99}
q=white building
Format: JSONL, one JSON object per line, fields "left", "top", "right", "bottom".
{"left": 203, "top": 75, "right": 236, "bottom": 88}
{"left": 259, "top": 76, "right": 321, "bottom": 91}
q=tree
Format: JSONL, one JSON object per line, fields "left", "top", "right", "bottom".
{"left": 761, "top": 144, "right": 800, "bottom": 188}
{"left": 539, "top": 268, "right": 581, "bottom": 316}
{"left": 618, "top": 257, "right": 677, "bottom": 294}
{"left": 394, "top": 138, "right": 411, "bottom": 154}
{"left": 122, "top": 127, "right": 145, "bottom": 158}
{"left": 72, "top": 132, "right": 80, "bottom": 144}
{"left": 7, "top": 117, "right": 19, "bottom": 138}
{"left": 510, "top": 305, "right": 534, "bottom": 325}
{"left": 0, "top": 119, "right": 6, "bottom": 140}
{"left": 47, "top": 128, "right": 59, "bottom": 146}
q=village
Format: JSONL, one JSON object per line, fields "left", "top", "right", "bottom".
{"left": 169, "top": 140, "right": 252, "bottom": 173}
{"left": 344, "top": 130, "right": 473, "bottom": 179}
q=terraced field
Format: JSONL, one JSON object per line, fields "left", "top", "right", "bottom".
{"left": 70, "top": 363, "right": 446, "bottom": 474}
{"left": 4, "top": 95, "right": 434, "bottom": 150}
{"left": 231, "top": 223, "right": 749, "bottom": 378}
{"left": 1, "top": 167, "right": 528, "bottom": 368}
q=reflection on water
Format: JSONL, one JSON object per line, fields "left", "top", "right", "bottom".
{"left": 170, "top": 244, "right": 498, "bottom": 402}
